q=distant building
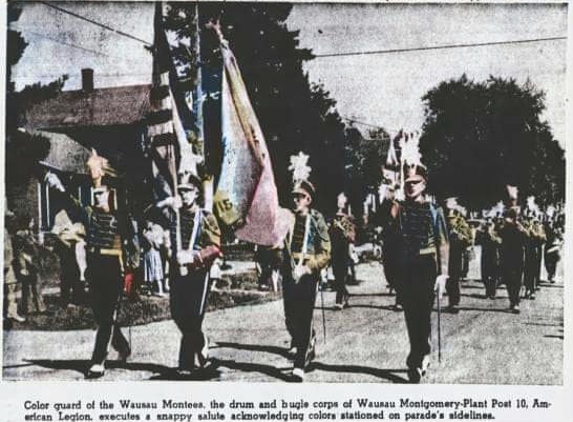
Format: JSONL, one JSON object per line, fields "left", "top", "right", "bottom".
{"left": 9, "top": 68, "right": 152, "bottom": 232}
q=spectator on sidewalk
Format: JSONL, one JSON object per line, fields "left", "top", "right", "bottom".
{"left": 142, "top": 220, "right": 167, "bottom": 296}
{"left": 14, "top": 215, "right": 46, "bottom": 315}
{"left": 3, "top": 207, "right": 25, "bottom": 324}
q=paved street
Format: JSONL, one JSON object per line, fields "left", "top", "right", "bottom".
{"left": 2, "top": 253, "right": 563, "bottom": 384}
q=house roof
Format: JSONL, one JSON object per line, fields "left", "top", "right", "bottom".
{"left": 38, "top": 131, "right": 92, "bottom": 175}
{"left": 25, "top": 84, "right": 151, "bottom": 131}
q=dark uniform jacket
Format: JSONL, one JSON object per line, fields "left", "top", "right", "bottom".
{"left": 287, "top": 209, "right": 331, "bottom": 275}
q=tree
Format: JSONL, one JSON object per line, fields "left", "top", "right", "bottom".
{"left": 420, "top": 75, "right": 564, "bottom": 209}
{"left": 6, "top": 3, "right": 67, "bottom": 187}
{"left": 344, "top": 126, "right": 390, "bottom": 214}
{"left": 164, "top": 3, "right": 349, "bottom": 214}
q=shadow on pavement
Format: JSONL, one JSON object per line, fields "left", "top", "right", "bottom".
{"left": 213, "top": 341, "right": 291, "bottom": 359}
{"left": 27, "top": 359, "right": 188, "bottom": 380}
{"left": 211, "top": 358, "right": 293, "bottom": 382}
{"left": 524, "top": 322, "right": 562, "bottom": 327}
{"left": 2, "top": 362, "right": 37, "bottom": 370}
{"left": 26, "top": 359, "right": 89, "bottom": 376}
{"left": 149, "top": 365, "right": 221, "bottom": 381}
{"left": 338, "top": 304, "right": 397, "bottom": 311}
{"left": 459, "top": 293, "right": 494, "bottom": 300}
{"left": 309, "top": 361, "right": 409, "bottom": 383}
{"left": 435, "top": 306, "right": 511, "bottom": 313}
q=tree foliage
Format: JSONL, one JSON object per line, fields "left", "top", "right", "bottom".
{"left": 420, "top": 75, "right": 564, "bottom": 209}
{"left": 344, "top": 127, "right": 390, "bottom": 213}
{"left": 164, "top": 3, "right": 348, "bottom": 213}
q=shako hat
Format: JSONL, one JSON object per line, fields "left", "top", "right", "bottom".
{"left": 292, "top": 180, "right": 315, "bottom": 200}
{"left": 403, "top": 162, "right": 428, "bottom": 183}
{"left": 178, "top": 172, "right": 202, "bottom": 192}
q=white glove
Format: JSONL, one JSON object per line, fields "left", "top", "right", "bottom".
{"left": 177, "top": 250, "right": 198, "bottom": 266}
{"left": 293, "top": 264, "right": 311, "bottom": 280}
{"left": 45, "top": 172, "right": 65, "bottom": 192}
{"left": 434, "top": 274, "right": 448, "bottom": 298}
{"left": 158, "top": 196, "right": 182, "bottom": 210}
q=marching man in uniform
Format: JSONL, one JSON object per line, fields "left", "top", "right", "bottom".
{"left": 499, "top": 185, "right": 527, "bottom": 314}
{"left": 281, "top": 179, "right": 331, "bottom": 382}
{"left": 45, "top": 152, "right": 139, "bottom": 379}
{"left": 444, "top": 197, "right": 472, "bottom": 313}
{"left": 157, "top": 173, "right": 222, "bottom": 376}
{"left": 382, "top": 159, "right": 449, "bottom": 383}
{"left": 329, "top": 192, "right": 356, "bottom": 310}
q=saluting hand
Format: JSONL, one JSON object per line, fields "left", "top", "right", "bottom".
{"left": 158, "top": 196, "right": 182, "bottom": 210}
{"left": 45, "top": 172, "right": 65, "bottom": 192}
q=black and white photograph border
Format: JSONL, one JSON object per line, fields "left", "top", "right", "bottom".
{"left": 1, "top": 0, "right": 572, "bottom": 420}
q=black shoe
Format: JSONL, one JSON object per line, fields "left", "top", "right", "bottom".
{"left": 447, "top": 305, "right": 460, "bottom": 314}
{"left": 8, "top": 314, "right": 26, "bottom": 323}
{"left": 291, "top": 367, "right": 305, "bottom": 382}
{"left": 117, "top": 345, "right": 131, "bottom": 362}
{"left": 85, "top": 363, "right": 105, "bottom": 379}
{"left": 421, "top": 355, "right": 431, "bottom": 376}
{"left": 407, "top": 367, "right": 421, "bottom": 384}
{"left": 393, "top": 303, "right": 403, "bottom": 312}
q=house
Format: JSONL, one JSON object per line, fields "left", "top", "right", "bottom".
{"left": 11, "top": 69, "right": 152, "bottom": 232}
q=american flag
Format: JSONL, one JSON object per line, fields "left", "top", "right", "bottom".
{"left": 147, "top": 3, "right": 201, "bottom": 202}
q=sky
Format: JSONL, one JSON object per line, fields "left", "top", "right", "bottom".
{"left": 287, "top": 3, "right": 568, "bottom": 144}
{"left": 11, "top": 2, "right": 154, "bottom": 91}
{"left": 10, "top": 2, "right": 568, "bottom": 145}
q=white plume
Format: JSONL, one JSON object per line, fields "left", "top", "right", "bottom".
{"left": 401, "top": 131, "right": 423, "bottom": 166}
{"left": 288, "top": 152, "right": 312, "bottom": 184}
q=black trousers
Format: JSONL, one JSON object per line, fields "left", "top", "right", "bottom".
{"left": 86, "top": 254, "right": 128, "bottom": 365}
{"left": 523, "top": 248, "right": 537, "bottom": 293}
{"left": 481, "top": 245, "right": 499, "bottom": 298}
{"left": 170, "top": 267, "right": 211, "bottom": 370}
{"left": 399, "top": 255, "right": 436, "bottom": 369}
{"left": 534, "top": 245, "right": 542, "bottom": 287}
{"left": 282, "top": 273, "right": 318, "bottom": 369}
{"left": 383, "top": 248, "right": 403, "bottom": 304}
{"left": 503, "top": 263, "right": 523, "bottom": 307}
{"left": 60, "top": 248, "right": 84, "bottom": 306}
{"left": 544, "top": 250, "right": 559, "bottom": 281}
{"left": 447, "top": 245, "right": 463, "bottom": 307}
{"left": 331, "top": 253, "right": 349, "bottom": 305}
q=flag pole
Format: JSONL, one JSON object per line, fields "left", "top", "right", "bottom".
{"left": 154, "top": 2, "right": 185, "bottom": 275}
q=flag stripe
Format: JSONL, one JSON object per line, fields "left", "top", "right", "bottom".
{"left": 151, "top": 133, "right": 178, "bottom": 147}
{"left": 147, "top": 109, "right": 174, "bottom": 126}
{"left": 150, "top": 85, "right": 170, "bottom": 102}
